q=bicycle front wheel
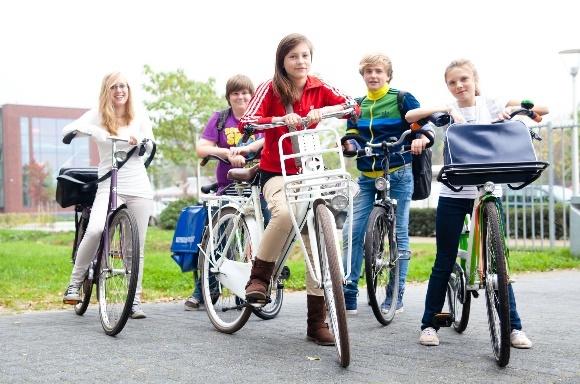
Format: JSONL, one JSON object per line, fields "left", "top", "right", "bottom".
{"left": 364, "top": 206, "right": 399, "bottom": 325}
{"left": 73, "top": 211, "right": 92, "bottom": 316}
{"left": 98, "top": 208, "right": 140, "bottom": 336}
{"left": 482, "top": 201, "right": 511, "bottom": 367}
{"left": 201, "top": 207, "right": 253, "bottom": 334}
{"left": 446, "top": 262, "right": 471, "bottom": 333}
{"left": 316, "top": 203, "right": 350, "bottom": 368}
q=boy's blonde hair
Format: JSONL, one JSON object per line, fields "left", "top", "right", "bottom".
{"left": 358, "top": 53, "right": 393, "bottom": 80}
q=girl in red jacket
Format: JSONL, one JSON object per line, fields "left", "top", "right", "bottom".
{"left": 239, "top": 33, "right": 353, "bottom": 346}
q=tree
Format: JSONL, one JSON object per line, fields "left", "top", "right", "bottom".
{"left": 26, "top": 160, "right": 51, "bottom": 209}
{"left": 142, "top": 65, "right": 225, "bottom": 192}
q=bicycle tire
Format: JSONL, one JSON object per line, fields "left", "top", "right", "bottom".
{"left": 482, "top": 201, "right": 511, "bottom": 367}
{"left": 315, "top": 203, "right": 350, "bottom": 368}
{"left": 201, "top": 207, "right": 253, "bottom": 334}
{"left": 252, "top": 277, "right": 284, "bottom": 320}
{"left": 446, "top": 262, "right": 471, "bottom": 333}
{"left": 364, "top": 206, "right": 400, "bottom": 325}
{"left": 98, "top": 208, "right": 140, "bottom": 336}
{"left": 73, "top": 211, "right": 93, "bottom": 316}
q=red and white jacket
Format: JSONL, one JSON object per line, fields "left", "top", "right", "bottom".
{"left": 239, "top": 76, "right": 353, "bottom": 175}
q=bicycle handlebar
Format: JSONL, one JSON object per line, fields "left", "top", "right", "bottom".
{"left": 240, "top": 104, "right": 357, "bottom": 144}
{"left": 62, "top": 130, "right": 156, "bottom": 167}
{"left": 340, "top": 124, "right": 435, "bottom": 158}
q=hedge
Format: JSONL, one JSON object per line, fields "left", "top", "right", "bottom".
{"left": 158, "top": 197, "right": 199, "bottom": 230}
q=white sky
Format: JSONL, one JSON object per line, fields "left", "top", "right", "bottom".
{"left": 1, "top": 0, "right": 579, "bottom": 122}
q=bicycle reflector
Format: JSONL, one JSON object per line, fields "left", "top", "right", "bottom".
{"left": 114, "top": 150, "right": 128, "bottom": 163}
{"left": 331, "top": 194, "right": 349, "bottom": 211}
{"left": 483, "top": 181, "right": 495, "bottom": 193}
{"left": 375, "top": 177, "right": 389, "bottom": 192}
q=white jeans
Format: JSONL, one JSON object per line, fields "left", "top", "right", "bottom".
{"left": 69, "top": 192, "right": 152, "bottom": 304}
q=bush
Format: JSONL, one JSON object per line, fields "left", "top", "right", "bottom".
{"left": 408, "top": 205, "right": 571, "bottom": 240}
{"left": 504, "top": 204, "right": 570, "bottom": 240}
{"left": 409, "top": 208, "right": 436, "bottom": 237}
{"left": 158, "top": 197, "right": 199, "bottom": 230}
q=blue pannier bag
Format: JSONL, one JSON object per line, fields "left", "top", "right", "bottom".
{"left": 170, "top": 205, "right": 207, "bottom": 272}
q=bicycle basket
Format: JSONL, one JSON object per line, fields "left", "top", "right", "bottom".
{"left": 55, "top": 167, "right": 98, "bottom": 208}
{"left": 439, "top": 120, "right": 548, "bottom": 187}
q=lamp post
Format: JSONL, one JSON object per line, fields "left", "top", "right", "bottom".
{"left": 559, "top": 49, "right": 580, "bottom": 195}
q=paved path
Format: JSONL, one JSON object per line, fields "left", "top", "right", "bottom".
{"left": 1, "top": 270, "right": 579, "bottom": 383}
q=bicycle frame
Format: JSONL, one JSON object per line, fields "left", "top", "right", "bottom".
{"left": 200, "top": 180, "right": 263, "bottom": 299}
{"left": 199, "top": 124, "right": 355, "bottom": 301}
{"left": 278, "top": 126, "right": 354, "bottom": 287}
{"left": 462, "top": 186, "right": 509, "bottom": 291}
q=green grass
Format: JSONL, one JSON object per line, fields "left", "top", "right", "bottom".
{"left": 0, "top": 228, "right": 578, "bottom": 313}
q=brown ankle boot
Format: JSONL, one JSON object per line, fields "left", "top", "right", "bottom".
{"left": 306, "top": 295, "right": 335, "bottom": 346}
{"left": 245, "top": 259, "right": 275, "bottom": 302}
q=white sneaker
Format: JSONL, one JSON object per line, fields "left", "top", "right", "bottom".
{"left": 345, "top": 309, "right": 358, "bottom": 315}
{"left": 510, "top": 329, "right": 532, "bottom": 349}
{"left": 419, "top": 327, "right": 440, "bottom": 346}
{"left": 63, "top": 284, "right": 81, "bottom": 303}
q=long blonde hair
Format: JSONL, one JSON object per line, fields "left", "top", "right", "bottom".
{"left": 444, "top": 59, "right": 481, "bottom": 96}
{"left": 98, "top": 72, "right": 134, "bottom": 135}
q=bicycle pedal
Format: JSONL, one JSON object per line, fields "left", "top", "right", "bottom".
{"left": 63, "top": 299, "right": 80, "bottom": 305}
{"left": 280, "top": 266, "right": 291, "bottom": 280}
{"left": 246, "top": 296, "right": 271, "bottom": 306}
{"left": 432, "top": 312, "right": 454, "bottom": 328}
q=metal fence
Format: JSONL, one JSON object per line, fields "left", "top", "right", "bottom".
{"left": 502, "top": 122, "right": 576, "bottom": 249}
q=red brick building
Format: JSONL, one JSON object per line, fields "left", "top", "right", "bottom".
{"left": 0, "top": 104, "right": 98, "bottom": 213}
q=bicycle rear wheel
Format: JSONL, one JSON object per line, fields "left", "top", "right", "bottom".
{"left": 98, "top": 208, "right": 140, "bottom": 336}
{"left": 72, "top": 209, "right": 93, "bottom": 316}
{"left": 482, "top": 201, "right": 510, "bottom": 367}
{"left": 446, "top": 262, "right": 471, "bottom": 333}
{"left": 316, "top": 203, "right": 350, "bottom": 368}
{"left": 364, "top": 205, "right": 399, "bottom": 325}
{"left": 201, "top": 207, "right": 253, "bottom": 333}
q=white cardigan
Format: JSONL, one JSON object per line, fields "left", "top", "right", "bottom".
{"left": 62, "top": 108, "right": 154, "bottom": 199}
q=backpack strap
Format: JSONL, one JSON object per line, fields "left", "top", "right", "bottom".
{"left": 396, "top": 90, "right": 411, "bottom": 131}
{"left": 217, "top": 107, "right": 231, "bottom": 131}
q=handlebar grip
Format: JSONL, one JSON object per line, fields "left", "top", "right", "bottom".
{"left": 63, "top": 131, "right": 77, "bottom": 144}
{"left": 200, "top": 154, "right": 231, "bottom": 166}
{"left": 341, "top": 134, "right": 367, "bottom": 157}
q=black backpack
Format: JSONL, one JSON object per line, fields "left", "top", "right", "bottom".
{"left": 216, "top": 107, "right": 231, "bottom": 131}
{"left": 356, "top": 90, "right": 432, "bottom": 200}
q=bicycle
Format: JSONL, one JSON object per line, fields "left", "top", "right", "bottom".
{"left": 341, "top": 125, "right": 435, "bottom": 325}
{"left": 199, "top": 106, "right": 357, "bottom": 367}
{"left": 57, "top": 131, "right": 155, "bottom": 336}
{"left": 431, "top": 102, "right": 548, "bottom": 366}
{"left": 197, "top": 156, "right": 287, "bottom": 321}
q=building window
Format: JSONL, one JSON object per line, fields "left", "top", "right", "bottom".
{"left": 20, "top": 117, "right": 30, "bottom": 207}
{"left": 21, "top": 116, "right": 90, "bottom": 209}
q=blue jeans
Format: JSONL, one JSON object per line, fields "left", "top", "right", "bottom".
{"left": 421, "top": 196, "right": 523, "bottom": 330}
{"left": 342, "top": 166, "right": 413, "bottom": 309}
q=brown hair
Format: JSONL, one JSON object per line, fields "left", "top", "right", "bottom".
{"left": 225, "top": 74, "right": 255, "bottom": 106}
{"left": 358, "top": 53, "right": 393, "bottom": 81}
{"left": 98, "top": 71, "right": 134, "bottom": 135}
{"left": 444, "top": 59, "right": 480, "bottom": 96}
{"left": 272, "top": 33, "right": 313, "bottom": 106}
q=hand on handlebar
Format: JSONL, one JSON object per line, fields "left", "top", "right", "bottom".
{"left": 410, "top": 136, "right": 430, "bottom": 156}
{"left": 282, "top": 112, "right": 304, "bottom": 128}
{"left": 227, "top": 153, "right": 246, "bottom": 167}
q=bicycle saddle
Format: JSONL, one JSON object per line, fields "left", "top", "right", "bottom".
{"left": 227, "top": 164, "right": 259, "bottom": 182}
